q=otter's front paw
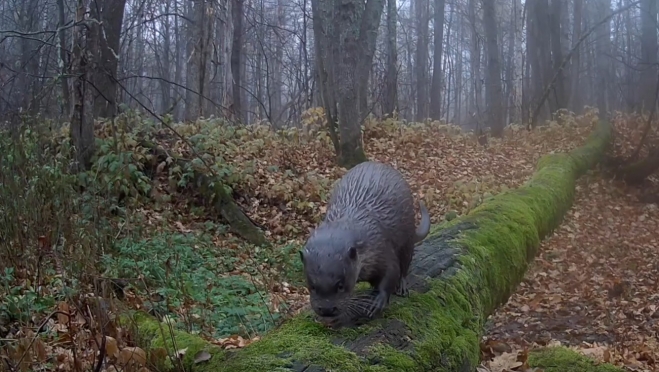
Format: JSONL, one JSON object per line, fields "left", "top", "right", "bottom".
{"left": 395, "top": 277, "right": 409, "bottom": 297}
{"left": 367, "top": 291, "right": 389, "bottom": 318}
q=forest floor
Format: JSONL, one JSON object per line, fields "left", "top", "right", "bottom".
{"left": 482, "top": 117, "right": 659, "bottom": 372}
{"left": 1, "top": 109, "right": 657, "bottom": 371}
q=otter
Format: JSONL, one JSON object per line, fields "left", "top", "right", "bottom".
{"left": 299, "top": 161, "right": 431, "bottom": 321}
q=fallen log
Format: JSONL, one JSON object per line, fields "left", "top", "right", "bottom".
{"left": 123, "top": 121, "right": 612, "bottom": 372}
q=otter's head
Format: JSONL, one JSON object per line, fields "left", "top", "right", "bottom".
{"left": 299, "top": 226, "right": 363, "bottom": 318}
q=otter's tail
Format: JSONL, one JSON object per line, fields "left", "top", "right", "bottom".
{"left": 414, "top": 200, "right": 431, "bottom": 244}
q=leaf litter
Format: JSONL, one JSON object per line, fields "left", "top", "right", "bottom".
{"left": 483, "top": 113, "right": 659, "bottom": 372}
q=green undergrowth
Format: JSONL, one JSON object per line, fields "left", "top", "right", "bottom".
{"left": 126, "top": 121, "right": 612, "bottom": 372}
{"left": 529, "top": 347, "right": 623, "bottom": 372}
{"left": 103, "top": 228, "right": 301, "bottom": 338}
{"left": 0, "top": 116, "right": 308, "bottom": 343}
{"left": 0, "top": 124, "right": 117, "bottom": 327}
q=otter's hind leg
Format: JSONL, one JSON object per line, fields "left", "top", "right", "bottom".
{"left": 395, "top": 241, "right": 415, "bottom": 297}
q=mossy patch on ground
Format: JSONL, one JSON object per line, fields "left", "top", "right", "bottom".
{"left": 529, "top": 347, "right": 623, "bottom": 372}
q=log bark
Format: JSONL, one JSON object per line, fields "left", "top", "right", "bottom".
{"left": 123, "top": 121, "right": 612, "bottom": 371}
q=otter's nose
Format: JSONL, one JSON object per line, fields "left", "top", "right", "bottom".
{"left": 317, "top": 306, "right": 339, "bottom": 317}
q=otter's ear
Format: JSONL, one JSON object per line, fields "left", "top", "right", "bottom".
{"left": 348, "top": 246, "right": 357, "bottom": 260}
{"left": 299, "top": 250, "right": 305, "bottom": 263}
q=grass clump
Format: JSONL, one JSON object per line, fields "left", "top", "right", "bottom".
{"left": 529, "top": 347, "right": 623, "bottom": 372}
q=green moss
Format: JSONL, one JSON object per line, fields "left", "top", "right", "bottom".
{"left": 369, "top": 345, "right": 417, "bottom": 371}
{"left": 127, "top": 310, "right": 373, "bottom": 372}
{"left": 127, "top": 121, "right": 612, "bottom": 371}
{"left": 529, "top": 347, "right": 623, "bottom": 372}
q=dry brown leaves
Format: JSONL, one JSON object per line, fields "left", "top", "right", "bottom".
{"left": 484, "top": 114, "right": 659, "bottom": 371}
{"left": 208, "top": 110, "right": 595, "bottom": 242}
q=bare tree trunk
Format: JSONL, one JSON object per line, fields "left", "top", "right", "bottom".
{"left": 158, "top": 2, "right": 172, "bottom": 114}
{"left": 16, "top": 0, "right": 41, "bottom": 114}
{"left": 429, "top": 0, "right": 445, "bottom": 120}
{"left": 231, "top": 0, "right": 245, "bottom": 123}
{"left": 184, "top": 0, "right": 196, "bottom": 121}
{"left": 570, "top": 0, "right": 583, "bottom": 113}
{"left": 335, "top": 0, "right": 383, "bottom": 167}
{"left": 548, "top": 0, "right": 566, "bottom": 109}
{"left": 301, "top": 0, "right": 311, "bottom": 110}
{"left": 199, "top": 1, "right": 213, "bottom": 117}
{"left": 482, "top": 0, "right": 503, "bottom": 136}
{"left": 454, "top": 13, "right": 463, "bottom": 125}
{"left": 312, "top": 0, "right": 384, "bottom": 168}
{"left": 271, "top": 0, "right": 285, "bottom": 127}
{"left": 442, "top": 5, "right": 452, "bottom": 122}
{"left": 311, "top": 0, "right": 340, "bottom": 153}
{"left": 184, "top": 0, "right": 212, "bottom": 120}
{"left": 640, "top": 0, "right": 658, "bottom": 112}
{"left": 382, "top": 0, "right": 398, "bottom": 117}
{"left": 468, "top": 0, "right": 482, "bottom": 127}
{"left": 522, "top": 1, "right": 531, "bottom": 124}
{"left": 527, "top": 0, "right": 551, "bottom": 121}
{"left": 504, "top": 0, "right": 519, "bottom": 125}
{"left": 624, "top": 0, "right": 636, "bottom": 110}
{"left": 90, "top": 0, "right": 127, "bottom": 119}
{"left": 174, "top": 0, "right": 184, "bottom": 121}
{"left": 56, "top": 0, "right": 71, "bottom": 117}
{"left": 414, "top": 0, "right": 430, "bottom": 121}
{"left": 594, "top": 0, "right": 611, "bottom": 115}
{"left": 356, "top": 0, "right": 384, "bottom": 123}
{"left": 70, "top": 0, "right": 96, "bottom": 171}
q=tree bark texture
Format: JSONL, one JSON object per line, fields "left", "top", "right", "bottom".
{"left": 311, "top": 0, "right": 384, "bottom": 168}
{"left": 56, "top": 0, "right": 71, "bottom": 117}
{"left": 640, "top": 0, "right": 658, "bottom": 112}
{"left": 548, "top": 0, "right": 566, "bottom": 110}
{"left": 381, "top": 0, "right": 398, "bottom": 117}
{"left": 90, "top": 0, "right": 128, "bottom": 119}
{"left": 414, "top": 0, "right": 430, "bottom": 121}
{"left": 125, "top": 121, "right": 613, "bottom": 372}
{"left": 231, "top": 0, "right": 245, "bottom": 123}
{"left": 69, "top": 0, "right": 96, "bottom": 171}
{"left": 467, "top": 0, "right": 482, "bottom": 127}
{"left": 429, "top": 0, "right": 445, "bottom": 121}
{"left": 482, "top": 0, "right": 504, "bottom": 136}
{"left": 310, "top": 0, "right": 340, "bottom": 154}
{"left": 569, "top": 0, "right": 583, "bottom": 113}
{"left": 594, "top": 0, "right": 612, "bottom": 116}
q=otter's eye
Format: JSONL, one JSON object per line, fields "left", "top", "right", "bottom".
{"left": 309, "top": 284, "right": 316, "bottom": 292}
{"left": 336, "top": 282, "right": 344, "bottom": 292}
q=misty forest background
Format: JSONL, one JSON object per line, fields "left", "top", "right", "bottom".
{"left": 1, "top": 0, "right": 659, "bottom": 371}
{"left": 2, "top": 0, "right": 657, "bottom": 164}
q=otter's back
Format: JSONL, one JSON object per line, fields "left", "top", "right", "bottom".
{"left": 325, "top": 161, "right": 416, "bottom": 245}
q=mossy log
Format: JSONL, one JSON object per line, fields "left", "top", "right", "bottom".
{"left": 124, "top": 122, "right": 612, "bottom": 372}
{"left": 142, "top": 140, "right": 269, "bottom": 246}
